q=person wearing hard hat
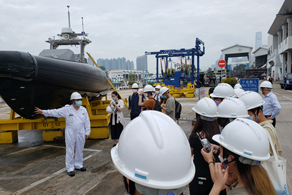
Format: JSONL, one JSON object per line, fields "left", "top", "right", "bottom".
{"left": 189, "top": 97, "right": 222, "bottom": 195}
{"left": 111, "top": 111, "right": 195, "bottom": 195}
{"left": 233, "top": 88, "right": 245, "bottom": 98}
{"left": 239, "top": 91, "right": 282, "bottom": 156}
{"left": 128, "top": 83, "right": 142, "bottom": 120}
{"left": 138, "top": 85, "right": 156, "bottom": 110}
{"left": 34, "top": 92, "right": 90, "bottom": 177}
{"left": 202, "top": 118, "right": 277, "bottom": 195}
{"left": 210, "top": 83, "right": 235, "bottom": 105}
{"left": 153, "top": 85, "right": 161, "bottom": 102}
{"left": 160, "top": 87, "right": 176, "bottom": 120}
{"left": 216, "top": 98, "right": 249, "bottom": 131}
{"left": 233, "top": 83, "right": 242, "bottom": 89}
{"left": 109, "top": 91, "right": 125, "bottom": 147}
{"left": 259, "top": 80, "right": 281, "bottom": 127}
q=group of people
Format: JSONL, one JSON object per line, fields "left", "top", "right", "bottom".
{"left": 33, "top": 79, "right": 285, "bottom": 195}
{"left": 106, "top": 83, "right": 177, "bottom": 147}
{"left": 110, "top": 80, "right": 285, "bottom": 195}
{"left": 188, "top": 81, "right": 282, "bottom": 195}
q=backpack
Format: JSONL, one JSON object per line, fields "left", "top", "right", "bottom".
{"left": 175, "top": 100, "right": 182, "bottom": 119}
{"left": 154, "top": 100, "right": 162, "bottom": 112}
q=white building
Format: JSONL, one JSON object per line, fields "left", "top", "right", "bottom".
{"left": 107, "top": 70, "right": 145, "bottom": 87}
{"left": 267, "top": 0, "right": 292, "bottom": 80}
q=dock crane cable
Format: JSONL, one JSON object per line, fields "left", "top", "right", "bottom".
{"left": 86, "top": 52, "right": 129, "bottom": 108}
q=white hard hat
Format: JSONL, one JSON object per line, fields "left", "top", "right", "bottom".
{"left": 155, "top": 85, "right": 161, "bottom": 90}
{"left": 210, "top": 83, "right": 235, "bottom": 98}
{"left": 106, "top": 105, "right": 113, "bottom": 113}
{"left": 259, "top": 81, "right": 272, "bottom": 89}
{"left": 239, "top": 91, "right": 265, "bottom": 110}
{"left": 132, "top": 83, "right": 139, "bottom": 88}
{"left": 192, "top": 97, "right": 217, "bottom": 118}
{"left": 234, "top": 88, "right": 245, "bottom": 97}
{"left": 217, "top": 98, "right": 249, "bottom": 118}
{"left": 111, "top": 111, "right": 195, "bottom": 190}
{"left": 144, "top": 85, "right": 154, "bottom": 93}
{"left": 234, "top": 84, "right": 243, "bottom": 89}
{"left": 160, "top": 87, "right": 169, "bottom": 95}
{"left": 213, "top": 118, "right": 270, "bottom": 162}
{"left": 70, "top": 92, "right": 82, "bottom": 100}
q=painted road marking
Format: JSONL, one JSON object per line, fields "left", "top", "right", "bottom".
{"left": 12, "top": 151, "right": 100, "bottom": 195}
{"left": 274, "top": 92, "right": 279, "bottom": 95}
{"left": 283, "top": 96, "right": 292, "bottom": 101}
{"left": 0, "top": 106, "right": 9, "bottom": 109}
{"left": 42, "top": 144, "right": 102, "bottom": 152}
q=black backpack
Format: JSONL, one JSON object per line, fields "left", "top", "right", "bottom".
{"left": 175, "top": 100, "right": 182, "bottom": 119}
{"left": 154, "top": 100, "right": 162, "bottom": 112}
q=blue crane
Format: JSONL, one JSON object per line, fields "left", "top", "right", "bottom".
{"left": 145, "top": 38, "right": 205, "bottom": 87}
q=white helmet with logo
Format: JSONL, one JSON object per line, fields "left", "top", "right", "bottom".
{"left": 70, "top": 92, "right": 82, "bottom": 100}
{"left": 259, "top": 81, "right": 272, "bottom": 89}
{"left": 160, "top": 87, "right": 169, "bottom": 95}
{"left": 239, "top": 91, "right": 265, "bottom": 110}
{"left": 144, "top": 85, "right": 154, "bottom": 93}
{"left": 210, "top": 83, "right": 235, "bottom": 98}
{"left": 132, "top": 83, "right": 139, "bottom": 88}
{"left": 155, "top": 85, "right": 161, "bottom": 90}
{"left": 111, "top": 111, "right": 195, "bottom": 194}
{"left": 213, "top": 118, "right": 270, "bottom": 162}
{"left": 217, "top": 97, "right": 249, "bottom": 118}
{"left": 234, "top": 88, "right": 245, "bottom": 98}
{"left": 192, "top": 97, "right": 217, "bottom": 118}
{"left": 234, "top": 84, "right": 243, "bottom": 89}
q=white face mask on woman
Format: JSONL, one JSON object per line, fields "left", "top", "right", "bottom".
{"left": 133, "top": 89, "right": 138, "bottom": 93}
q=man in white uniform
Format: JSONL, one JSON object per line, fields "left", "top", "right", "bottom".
{"left": 34, "top": 92, "right": 91, "bottom": 177}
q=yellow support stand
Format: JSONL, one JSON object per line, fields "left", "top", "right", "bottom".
{"left": 0, "top": 131, "right": 18, "bottom": 143}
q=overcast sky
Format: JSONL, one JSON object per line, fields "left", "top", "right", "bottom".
{"left": 0, "top": 0, "right": 284, "bottom": 73}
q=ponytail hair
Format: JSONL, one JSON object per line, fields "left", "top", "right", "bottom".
{"left": 112, "top": 91, "right": 121, "bottom": 99}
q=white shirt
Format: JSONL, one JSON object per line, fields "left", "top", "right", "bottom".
{"left": 43, "top": 104, "right": 91, "bottom": 136}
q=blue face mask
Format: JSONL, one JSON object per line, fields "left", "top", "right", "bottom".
{"left": 247, "top": 116, "right": 254, "bottom": 121}
{"left": 161, "top": 95, "right": 167, "bottom": 98}
{"left": 76, "top": 100, "right": 82, "bottom": 107}
{"left": 112, "top": 97, "right": 117, "bottom": 101}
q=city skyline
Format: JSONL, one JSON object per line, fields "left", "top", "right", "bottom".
{"left": 94, "top": 57, "right": 134, "bottom": 71}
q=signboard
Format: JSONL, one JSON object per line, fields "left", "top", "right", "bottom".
{"left": 240, "top": 78, "right": 259, "bottom": 93}
{"left": 199, "top": 88, "right": 205, "bottom": 100}
{"left": 218, "top": 60, "right": 226, "bottom": 68}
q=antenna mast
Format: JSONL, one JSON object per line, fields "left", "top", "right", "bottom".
{"left": 67, "top": 5, "right": 71, "bottom": 28}
{"left": 82, "top": 17, "right": 85, "bottom": 38}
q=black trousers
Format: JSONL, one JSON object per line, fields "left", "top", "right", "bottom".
{"left": 130, "top": 113, "right": 140, "bottom": 120}
{"left": 265, "top": 115, "right": 276, "bottom": 127}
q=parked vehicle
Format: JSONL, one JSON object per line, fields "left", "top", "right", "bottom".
{"left": 280, "top": 73, "right": 292, "bottom": 90}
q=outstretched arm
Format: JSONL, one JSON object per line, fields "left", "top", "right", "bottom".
{"left": 35, "top": 107, "right": 67, "bottom": 118}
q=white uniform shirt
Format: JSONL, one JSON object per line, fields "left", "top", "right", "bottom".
{"left": 43, "top": 104, "right": 91, "bottom": 136}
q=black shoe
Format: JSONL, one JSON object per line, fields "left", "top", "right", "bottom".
{"left": 75, "top": 167, "right": 86, "bottom": 171}
{"left": 68, "top": 171, "right": 75, "bottom": 177}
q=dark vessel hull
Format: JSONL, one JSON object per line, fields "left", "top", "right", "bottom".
{"left": 0, "top": 51, "right": 111, "bottom": 119}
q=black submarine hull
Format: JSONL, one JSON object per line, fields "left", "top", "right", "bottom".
{"left": 0, "top": 51, "right": 111, "bottom": 119}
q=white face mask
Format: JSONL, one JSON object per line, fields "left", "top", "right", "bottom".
{"left": 155, "top": 91, "right": 160, "bottom": 94}
{"left": 144, "top": 93, "right": 148, "bottom": 97}
{"left": 133, "top": 89, "right": 137, "bottom": 93}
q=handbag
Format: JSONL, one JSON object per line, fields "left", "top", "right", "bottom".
{"left": 262, "top": 129, "right": 289, "bottom": 195}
